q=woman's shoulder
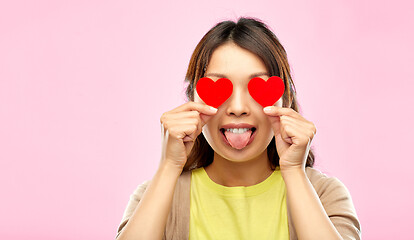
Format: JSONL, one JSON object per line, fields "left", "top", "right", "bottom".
{"left": 305, "top": 167, "right": 354, "bottom": 204}
{"left": 305, "top": 166, "right": 334, "bottom": 180}
{"left": 305, "top": 166, "right": 344, "bottom": 185}
{"left": 305, "top": 167, "right": 361, "bottom": 237}
{"left": 129, "top": 179, "right": 151, "bottom": 200}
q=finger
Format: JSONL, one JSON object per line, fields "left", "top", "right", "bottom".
{"left": 168, "top": 114, "right": 204, "bottom": 141}
{"left": 170, "top": 101, "right": 218, "bottom": 116}
{"left": 263, "top": 106, "right": 307, "bottom": 122}
{"left": 176, "top": 119, "right": 202, "bottom": 142}
{"left": 181, "top": 112, "right": 205, "bottom": 135}
{"left": 161, "top": 112, "right": 211, "bottom": 142}
{"left": 279, "top": 115, "right": 309, "bottom": 130}
{"left": 280, "top": 116, "right": 317, "bottom": 141}
{"left": 167, "top": 110, "right": 209, "bottom": 133}
{"left": 280, "top": 119, "right": 312, "bottom": 146}
{"left": 186, "top": 112, "right": 210, "bottom": 135}
{"left": 168, "top": 123, "right": 198, "bottom": 142}
{"left": 279, "top": 121, "right": 293, "bottom": 144}
{"left": 164, "top": 110, "right": 200, "bottom": 121}
{"left": 268, "top": 115, "right": 281, "bottom": 136}
{"left": 161, "top": 108, "right": 210, "bottom": 129}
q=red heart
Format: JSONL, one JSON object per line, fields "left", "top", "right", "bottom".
{"left": 196, "top": 77, "right": 233, "bottom": 108}
{"left": 248, "top": 76, "right": 285, "bottom": 107}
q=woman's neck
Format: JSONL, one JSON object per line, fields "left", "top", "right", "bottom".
{"left": 204, "top": 150, "right": 274, "bottom": 187}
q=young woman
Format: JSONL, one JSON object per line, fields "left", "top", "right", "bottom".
{"left": 116, "top": 17, "right": 361, "bottom": 240}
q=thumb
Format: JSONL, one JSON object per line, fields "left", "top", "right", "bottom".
{"left": 274, "top": 129, "right": 290, "bottom": 158}
{"left": 182, "top": 113, "right": 213, "bottom": 143}
{"left": 267, "top": 115, "right": 281, "bottom": 136}
{"left": 200, "top": 113, "right": 215, "bottom": 127}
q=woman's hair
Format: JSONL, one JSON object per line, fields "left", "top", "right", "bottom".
{"left": 183, "top": 17, "right": 315, "bottom": 172}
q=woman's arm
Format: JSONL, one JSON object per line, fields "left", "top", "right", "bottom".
{"left": 263, "top": 106, "right": 360, "bottom": 239}
{"left": 116, "top": 161, "right": 182, "bottom": 240}
{"left": 282, "top": 168, "right": 344, "bottom": 240}
{"left": 116, "top": 102, "right": 217, "bottom": 239}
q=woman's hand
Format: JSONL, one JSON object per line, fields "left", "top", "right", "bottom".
{"left": 159, "top": 102, "right": 218, "bottom": 170}
{"left": 263, "top": 106, "right": 317, "bottom": 172}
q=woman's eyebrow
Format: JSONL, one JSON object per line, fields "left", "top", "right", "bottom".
{"left": 204, "top": 72, "right": 269, "bottom": 79}
{"left": 249, "top": 72, "right": 269, "bottom": 78}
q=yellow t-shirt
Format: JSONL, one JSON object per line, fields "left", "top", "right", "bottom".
{"left": 189, "top": 166, "right": 289, "bottom": 240}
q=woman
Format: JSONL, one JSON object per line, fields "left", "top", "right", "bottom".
{"left": 116, "top": 17, "right": 361, "bottom": 240}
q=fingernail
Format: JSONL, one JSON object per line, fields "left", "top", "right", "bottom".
{"left": 263, "top": 106, "right": 272, "bottom": 113}
{"left": 209, "top": 106, "right": 218, "bottom": 112}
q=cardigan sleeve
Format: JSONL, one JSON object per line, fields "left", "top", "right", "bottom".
{"left": 312, "top": 173, "right": 362, "bottom": 240}
{"left": 115, "top": 180, "right": 151, "bottom": 240}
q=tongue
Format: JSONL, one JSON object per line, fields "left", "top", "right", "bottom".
{"left": 224, "top": 130, "right": 253, "bottom": 149}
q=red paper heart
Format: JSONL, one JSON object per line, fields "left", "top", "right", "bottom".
{"left": 196, "top": 77, "right": 233, "bottom": 108}
{"left": 248, "top": 76, "right": 285, "bottom": 107}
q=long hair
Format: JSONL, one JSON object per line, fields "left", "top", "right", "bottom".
{"left": 182, "top": 17, "right": 315, "bottom": 172}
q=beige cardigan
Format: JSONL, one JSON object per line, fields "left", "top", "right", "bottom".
{"left": 116, "top": 167, "right": 361, "bottom": 240}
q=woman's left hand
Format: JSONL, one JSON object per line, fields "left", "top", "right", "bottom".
{"left": 263, "top": 106, "right": 317, "bottom": 172}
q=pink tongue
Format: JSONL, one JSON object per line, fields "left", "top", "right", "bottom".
{"left": 224, "top": 130, "right": 252, "bottom": 149}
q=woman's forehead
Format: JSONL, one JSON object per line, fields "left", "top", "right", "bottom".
{"left": 204, "top": 72, "right": 269, "bottom": 81}
{"left": 206, "top": 44, "right": 268, "bottom": 80}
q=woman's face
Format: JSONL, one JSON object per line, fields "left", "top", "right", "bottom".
{"left": 194, "top": 41, "right": 283, "bottom": 163}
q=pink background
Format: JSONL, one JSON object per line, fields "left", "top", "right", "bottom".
{"left": 1, "top": 0, "right": 412, "bottom": 239}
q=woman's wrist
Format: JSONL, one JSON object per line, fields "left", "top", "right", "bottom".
{"left": 280, "top": 165, "right": 306, "bottom": 180}
{"left": 158, "top": 159, "right": 184, "bottom": 177}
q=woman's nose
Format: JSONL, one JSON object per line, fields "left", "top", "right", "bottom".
{"left": 225, "top": 88, "right": 251, "bottom": 117}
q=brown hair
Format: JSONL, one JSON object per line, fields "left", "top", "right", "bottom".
{"left": 183, "top": 17, "right": 315, "bottom": 172}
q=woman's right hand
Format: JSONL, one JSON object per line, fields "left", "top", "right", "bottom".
{"left": 159, "top": 101, "right": 218, "bottom": 170}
